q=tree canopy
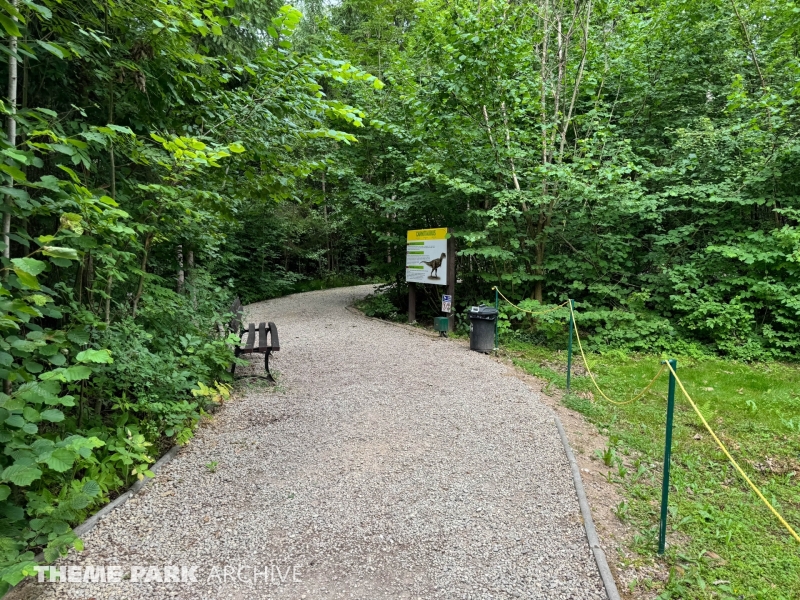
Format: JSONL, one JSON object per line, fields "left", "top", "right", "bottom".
{"left": 0, "top": 0, "right": 797, "bottom": 592}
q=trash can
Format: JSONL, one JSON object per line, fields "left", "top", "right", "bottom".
{"left": 468, "top": 305, "right": 498, "bottom": 353}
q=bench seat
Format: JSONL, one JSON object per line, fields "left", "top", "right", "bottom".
{"left": 229, "top": 298, "right": 279, "bottom": 381}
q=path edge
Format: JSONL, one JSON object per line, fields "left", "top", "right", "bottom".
{"left": 5, "top": 444, "right": 183, "bottom": 597}
{"left": 553, "top": 414, "right": 622, "bottom": 600}
{"left": 30, "top": 444, "right": 181, "bottom": 565}
{"left": 73, "top": 444, "right": 181, "bottom": 538}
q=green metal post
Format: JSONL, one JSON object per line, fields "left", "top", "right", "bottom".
{"left": 566, "top": 299, "right": 575, "bottom": 392}
{"left": 658, "top": 359, "right": 678, "bottom": 555}
{"left": 494, "top": 287, "right": 499, "bottom": 350}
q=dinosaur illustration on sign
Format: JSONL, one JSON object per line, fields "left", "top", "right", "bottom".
{"left": 422, "top": 253, "right": 446, "bottom": 279}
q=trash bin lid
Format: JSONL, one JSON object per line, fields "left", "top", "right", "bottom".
{"left": 468, "top": 305, "right": 499, "bottom": 320}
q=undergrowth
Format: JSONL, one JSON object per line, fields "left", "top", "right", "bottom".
{"left": 506, "top": 339, "right": 800, "bottom": 599}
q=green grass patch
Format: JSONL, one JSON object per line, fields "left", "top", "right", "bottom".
{"left": 504, "top": 338, "right": 800, "bottom": 599}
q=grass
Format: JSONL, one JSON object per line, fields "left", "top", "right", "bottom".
{"left": 504, "top": 338, "right": 800, "bottom": 600}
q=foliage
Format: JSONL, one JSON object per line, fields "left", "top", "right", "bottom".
{"left": 242, "top": 0, "right": 800, "bottom": 362}
{"left": 355, "top": 290, "right": 400, "bottom": 321}
{"left": 0, "top": 0, "right": 797, "bottom": 594}
{"left": 509, "top": 340, "right": 800, "bottom": 599}
{"left": 0, "top": 0, "right": 376, "bottom": 592}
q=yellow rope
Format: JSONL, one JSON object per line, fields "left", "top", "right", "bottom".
{"left": 507, "top": 292, "right": 799, "bottom": 544}
{"left": 492, "top": 287, "right": 570, "bottom": 316}
{"left": 568, "top": 302, "right": 666, "bottom": 405}
{"left": 664, "top": 362, "right": 800, "bottom": 544}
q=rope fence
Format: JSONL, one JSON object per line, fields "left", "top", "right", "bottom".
{"left": 492, "top": 287, "right": 800, "bottom": 552}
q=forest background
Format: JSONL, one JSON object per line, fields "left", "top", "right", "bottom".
{"left": 0, "top": 0, "right": 797, "bottom": 597}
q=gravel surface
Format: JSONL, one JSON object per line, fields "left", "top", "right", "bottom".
{"left": 16, "top": 285, "right": 606, "bottom": 600}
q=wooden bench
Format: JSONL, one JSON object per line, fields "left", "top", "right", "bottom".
{"left": 229, "top": 297, "right": 280, "bottom": 382}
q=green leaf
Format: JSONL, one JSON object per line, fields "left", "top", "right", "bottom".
{"left": 22, "top": 406, "right": 39, "bottom": 422}
{"left": 4, "top": 415, "right": 24, "bottom": 428}
{"left": 26, "top": 294, "right": 49, "bottom": 307}
{"left": 0, "top": 14, "right": 21, "bottom": 37}
{"left": 34, "top": 175, "right": 60, "bottom": 192}
{"left": 0, "top": 163, "right": 26, "bottom": 181}
{"left": 21, "top": 422, "right": 37, "bottom": 434}
{"left": 58, "top": 211, "right": 83, "bottom": 235}
{"left": 41, "top": 246, "right": 78, "bottom": 260}
{"left": 0, "top": 352, "right": 13, "bottom": 367}
{"left": 18, "top": 380, "right": 60, "bottom": 405}
{"left": 35, "top": 40, "right": 67, "bottom": 58}
{"left": 2, "top": 149, "right": 29, "bottom": 164}
{"left": 82, "top": 480, "right": 100, "bottom": 497}
{"left": 0, "top": 0, "right": 26, "bottom": 22}
{"left": 23, "top": 360, "right": 42, "bottom": 374}
{"left": 20, "top": 0, "right": 51, "bottom": 19}
{"left": 70, "top": 493, "right": 90, "bottom": 510}
{"left": 75, "top": 349, "right": 112, "bottom": 364}
{"left": 13, "top": 270, "right": 39, "bottom": 290}
{"left": 67, "top": 328, "right": 90, "bottom": 345}
{"left": 64, "top": 365, "right": 91, "bottom": 381}
{"left": 11, "top": 258, "right": 46, "bottom": 276}
{"left": 1, "top": 396, "right": 24, "bottom": 411}
{"left": 0, "top": 485, "right": 10, "bottom": 501}
{"left": 98, "top": 195, "right": 118, "bottom": 207}
{"left": 1, "top": 463, "right": 42, "bottom": 486}
{"left": 39, "top": 409, "right": 64, "bottom": 422}
{"left": 0, "top": 502, "right": 24, "bottom": 522}
{"left": 10, "top": 339, "right": 38, "bottom": 352}
{"left": 43, "top": 447, "right": 73, "bottom": 472}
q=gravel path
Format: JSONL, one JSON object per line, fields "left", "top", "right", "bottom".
{"left": 19, "top": 286, "right": 606, "bottom": 600}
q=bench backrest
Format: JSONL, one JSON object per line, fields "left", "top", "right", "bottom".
{"left": 229, "top": 297, "right": 243, "bottom": 333}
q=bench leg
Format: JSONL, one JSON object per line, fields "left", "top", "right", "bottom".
{"left": 231, "top": 347, "right": 241, "bottom": 376}
{"left": 264, "top": 350, "right": 276, "bottom": 383}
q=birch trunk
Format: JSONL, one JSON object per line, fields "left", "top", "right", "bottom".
{"left": 176, "top": 244, "right": 184, "bottom": 293}
{"left": 531, "top": 0, "right": 592, "bottom": 302}
{"left": 187, "top": 249, "right": 196, "bottom": 309}
{"left": 3, "top": 2, "right": 18, "bottom": 262}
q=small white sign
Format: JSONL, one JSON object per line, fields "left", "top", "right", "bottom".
{"left": 441, "top": 294, "right": 452, "bottom": 313}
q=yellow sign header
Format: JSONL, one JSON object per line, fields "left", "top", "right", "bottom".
{"left": 407, "top": 228, "right": 447, "bottom": 241}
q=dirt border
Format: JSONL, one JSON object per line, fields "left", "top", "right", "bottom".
{"left": 554, "top": 413, "right": 622, "bottom": 600}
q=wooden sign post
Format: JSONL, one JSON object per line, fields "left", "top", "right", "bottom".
{"left": 408, "top": 282, "right": 416, "bottom": 324}
{"left": 446, "top": 235, "right": 455, "bottom": 331}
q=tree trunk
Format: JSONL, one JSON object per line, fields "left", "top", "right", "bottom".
{"left": 104, "top": 274, "right": 113, "bottom": 324}
{"left": 176, "top": 244, "right": 184, "bottom": 293}
{"left": 322, "top": 172, "right": 332, "bottom": 272}
{"left": 3, "top": 2, "right": 18, "bottom": 263}
{"left": 86, "top": 252, "right": 94, "bottom": 310}
{"left": 132, "top": 233, "right": 154, "bottom": 318}
{"left": 187, "top": 249, "right": 196, "bottom": 309}
{"left": 529, "top": 0, "right": 591, "bottom": 302}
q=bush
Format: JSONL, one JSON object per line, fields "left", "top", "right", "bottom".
{"left": 357, "top": 293, "right": 401, "bottom": 321}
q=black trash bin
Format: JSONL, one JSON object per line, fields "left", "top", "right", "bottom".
{"left": 468, "top": 305, "right": 498, "bottom": 353}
